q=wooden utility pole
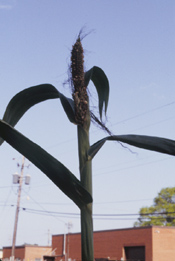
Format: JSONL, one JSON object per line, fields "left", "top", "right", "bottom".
{"left": 11, "top": 156, "right": 25, "bottom": 261}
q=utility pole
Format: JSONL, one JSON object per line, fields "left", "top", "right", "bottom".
{"left": 11, "top": 156, "right": 25, "bottom": 261}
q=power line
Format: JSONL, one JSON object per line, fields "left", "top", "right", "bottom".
{"left": 94, "top": 198, "right": 153, "bottom": 204}
{"left": 0, "top": 196, "right": 154, "bottom": 207}
{"left": 0, "top": 186, "right": 12, "bottom": 189}
{"left": 22, "top": 188, "right": 65, "bottom": 224}
{"left": 112, "top": 101, "right": 175, "bottom": 127}
{"left": 129, "top": 115, "right": 175, "bottom": 133}
{"left": 94, "top": 156, "right": 171, "bottom": 177}
{"left": 0, "top": 204, "right": 14, "bottom": 207}
{"left": 18, "top": 197, "right": 152, "bottom": 206}
{"left": 21, "top": 207, "right": 175, "bottom": 218}
{"left": 45, "top": 100, "right": 175, "bottom": 150}
{"left": 0, "top": 185, "right": 13, "bottom": 216}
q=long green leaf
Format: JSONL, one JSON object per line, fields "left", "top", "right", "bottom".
{"left": 0, "top": 120, "right": 92, "bottom": 208}
{"left": 84, "top": 66, "right": 109, "bottom": 119}
{"left": 88, "top": 134, "right": 175, "bottom": 160}
{"left": 2, "top": 84, "right": 60, "bottom": 126}
{"left": 0, "top": 84, "right": 76, "bottom": 144}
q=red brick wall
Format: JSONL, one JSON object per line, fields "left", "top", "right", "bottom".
{"left": 52, "top": 227, "right": 153, "bottom": 261}
{"left": 52, "top": 234, "right": 64, "bottom": 257}
{"left": 3, "top": 246, "right": 25, "bottom": 260}
{"left": 52, "top": 233, "right": 81, "bottom": 261}
{"left": 93, "top": 227, "right": 153, "bottom": 260}
{"left": 152, "top": 227, "right": 175, "bottom": 261}
{"left": 67, "top": 233, "right": 81, "bottom": 260}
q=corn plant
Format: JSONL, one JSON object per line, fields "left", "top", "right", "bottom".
{"left": 0, "top": 36, "right": 175, "bottom": 261}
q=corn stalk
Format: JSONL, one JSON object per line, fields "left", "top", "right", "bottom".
{"left": 78, "top": 123, "right": 93, "bottom": 260}
{"left": 70, "top": 37, "right": 94, "bottom": 260}
{"left": 0, "top": 36, "right": 175, "bottom": 261}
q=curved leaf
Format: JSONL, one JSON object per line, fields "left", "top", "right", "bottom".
{"left": 84, "top": 66, "right": 109, "bottom": 119}
{"left": 0, "top": 84, "right": 76, "bottom": 145}
{"left": 0, "top": 84, "right": 60, "bottom": 145}
{"left": 2, "top": 84, "right": 60, "bottom": 126}
{"left": 88, "top": 134, "right": 175, "bottom": 160}
{"left": 0, "top": 120, "right": 92, "bottom": 208}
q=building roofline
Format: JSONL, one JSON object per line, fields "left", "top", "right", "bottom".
{"left": 52, "top": 225, "right": 175, "bottom": 237}
{"left": 3, "top": 244, "right": 51, "bottom": 249}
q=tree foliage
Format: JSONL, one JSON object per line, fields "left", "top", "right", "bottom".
{"left": 134, "top": 187, "right": 175, "bottom": 227}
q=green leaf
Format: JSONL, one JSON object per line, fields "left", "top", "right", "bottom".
{"left": 0, "top": 120, "right": 92, "bottom": 208}
{"left": 88, "top": 134, "right": 175, "bottom": 160}
{"left": 84, "top": 66, "right": 109, "bottom": 119}
{"left": 0, "top": 84, "right": 59, "bottom": 144}
{"left": 2, "top": 84, "right": 60, "bottom": 127}
{"left": 0, "top": 84, "right": 76, "bottom": 145}
{"left": 59, "top": 93, "right": 76, "bottom": 124}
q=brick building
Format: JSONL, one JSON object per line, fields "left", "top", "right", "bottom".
{"left": 52, "top": 226, "right": 175, "bottom": 261}
{"left": 3, "top": 244, "right": 52, "bottom": 261}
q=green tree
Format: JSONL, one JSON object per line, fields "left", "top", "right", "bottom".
{"left": 1, "top": 35, "right": 175, "bottom": 261}
{"left": 135, "top": 187, "right": 175, "bottom": 227}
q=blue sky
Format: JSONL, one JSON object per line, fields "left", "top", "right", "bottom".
{"left": 0, "top": 0, "right": 175, "bottom": 248}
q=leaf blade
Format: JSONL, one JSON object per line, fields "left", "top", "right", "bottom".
{"left": 0, "top": 84, "right": 76, "bottom": 144}
{"left": 3, "top": 84, "right": 60, "bottom": 127}
{"left": 85, "top": 66, "right": 109, "bottom": 119}
{"left": 88, "top": 134, "right": 175, "bottom": 160}
{"left": 59, "top": 93, "right": 76, "bottom": 124}
{"left": 0, "top": 120, "right": 92, "bottom": 208}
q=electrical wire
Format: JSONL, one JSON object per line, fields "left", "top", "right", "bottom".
{"left": 22, "top": 188, "right": 66, "bottom": 224}
{"left": 3, "top": 101, "right": 174, "bottom": 230}
{"left": 0, "top": 186, "right": 12, "bottom": 189}
{"left": 94, "top": 156, "right": 171, "bottom": 177}
{"left": 111, "top": 101, "right": 175, "bottom": 127}
{"left": 45, "top": 100, "right": 175, "bottom": 150}
{"left": 19, "top": 197, "right": 153, "bottom": 206}
{"left": 128, "top": 116, "right": 175, "bottom": 133}
{"left": 0, "top": 185, "right": 13, "bottom": 215}
{"left": 0, "top": 204, "right": 14, "bottom": 207}
{"left": 21, "top": 207, "right": 175, "bottom": 218}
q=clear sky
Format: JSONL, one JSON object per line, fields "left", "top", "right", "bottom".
{"left": 0, "top": 0, "right": 175, "bottom": 248}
